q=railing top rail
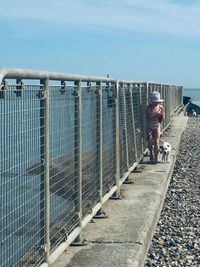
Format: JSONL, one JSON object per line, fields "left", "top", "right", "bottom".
{"left": 0, "top": 68, "right": 116, "bottom": 83}
{"left": 0, "top": 68, "right": 183, "bottom": 87}
{"left": 118, "top": 80, "right": 147, "bottom": 84}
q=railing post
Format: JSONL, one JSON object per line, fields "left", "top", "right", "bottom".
{"left": 129, "top": 84, "right": 138, "bottom": 160}
{"left": 123, "top": 83, "right": 136, "bottom": 183}
{"left": 40, "top": 78, "right": 50, "bottom": 263}
{"left": 94, "top": 81, "right": 107, "bottom": 218}
{"left": 139, "top": 83, "right": 144, "bottom": 152}
{"left": 123, "top": 84, "right": 129, "bottom": 170}
{"left": 98, "top": 81, "right": 103, "bottom": 205}
{"left": 110, "top": 80, "right": 122, "bottom": 199}
{"left": 72, "top": 80, "right": 84, "bottom": 244}
{"left": 139, "top": 82, "right": 148, "bottom": 153}
{"left": 144, "top": 82, "right": 148, "bottom": 148}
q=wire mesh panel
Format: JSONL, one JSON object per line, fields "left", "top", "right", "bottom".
{"left": 132, "top": 84, "right": 143, "bottom": 159}
{"left": 162, "top": 85, "right": 169, "bottom": 128}
{"left": 119, "top": 84, "right": 128, "bottom": 177}
{"left": 102, "top": 85, "right": 116, "bottom": 195}
{"left": 0, "top": 84, "right": 45, "bottom": 267}
{"left": 148, "top": 83, "right": 154, "bottom": 94}
{"left": 0, "top": 69, "right": 184, "bottom": 267}
{"left": 170, "top": 85, "right": 177, "bottom": 113}
{"left": 179, "top": 86, "right": 183, "bottom": 105}
{"left": 174, "top": 86, "right": 182, "bottom": 110}
{"left": 159, "top": 85, "right": 165, "bottom": 130}
{"left": 125, "top": 85, "right": 136, "bottom": 167}
{"left": 81, "top": 86, "right": 100, "bottom": 218}
{"left": 48, "top": 84, "right": 79, "bottom": 253}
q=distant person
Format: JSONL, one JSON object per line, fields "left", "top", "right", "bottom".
{"left": 146, "top": 91, "right": 165, "bottom": 164}
{"left": 192, "top": 109, "right": 197, "bottom": 117}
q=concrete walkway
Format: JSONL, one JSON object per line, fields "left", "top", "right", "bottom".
{"left": 54, "top": 113, "right": 188, "bottom": 267}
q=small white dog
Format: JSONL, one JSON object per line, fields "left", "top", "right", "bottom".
{"left": 160, "top": 141, "right": 171, "bottom": 163}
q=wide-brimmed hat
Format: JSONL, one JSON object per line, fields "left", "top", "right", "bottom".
{"left": 149, "top": 91, "right": 163, "bottom": 103}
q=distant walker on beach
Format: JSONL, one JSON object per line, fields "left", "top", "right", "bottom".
{"left": 192, "top": 109, "right": 197, "bottom": 117}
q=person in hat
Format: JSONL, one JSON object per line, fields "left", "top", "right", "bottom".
{"left": 146, "top": 91, "right": 165, "bottom": 163}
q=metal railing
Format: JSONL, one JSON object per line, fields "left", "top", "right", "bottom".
{"left": 0, "top": 69, "right": 183, "bottom": 267}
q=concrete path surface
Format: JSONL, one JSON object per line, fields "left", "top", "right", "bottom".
{"left": 54, "top": 113, "right": 188, "bottom": 267}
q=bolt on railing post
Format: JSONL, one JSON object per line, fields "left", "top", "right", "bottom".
{"left": 73, "top": 80, "right": 84, "bottom": 244}
{"left": 40, "top": 78, "right": 50, "bottom": 263}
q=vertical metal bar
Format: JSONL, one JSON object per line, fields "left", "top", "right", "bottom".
{"left": 169, "top": 85, "right": 172, "bottom": 116}
{"left": 144, "top": 82, "right": 148, "bottom": 148}
{"left": 122, "top": 84, "right": 129, "bottom": 170}
{"left": 129, "top": 84, "right": 138, "bottom": 160}
{"left": 40, "top": 79, "right": 50, "bottom": 262}
{"left": 181, "top": 86, "right": 183, "bottom": 105}
{"left": 43, "top": 79, "right": 51, "bottom": 262}
{"left": 115, "top": 80, "right": 121, "bottom": 197}
{"left": 139, "top": 83, "right": 144, "bottom": 152}
{"left": 146, "top": 82, "right": 149, "bottom": 104}
{"left": 98, "top": 82, "right": 103, "bottom": 203}
{"left": 40, "top": 80, "right": 45, "bottom": 250}
{"left": 73, "top": 80, "right": 83, "bottom": 243}
{"left": 93, "top": 81, "right": 107, "bottom": 217}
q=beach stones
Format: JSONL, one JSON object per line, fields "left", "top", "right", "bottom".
{"left": 145, "top": 117, "right": 200, "bottom": 266}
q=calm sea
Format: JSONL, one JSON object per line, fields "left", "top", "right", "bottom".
{"left": 184, "top": 88, "right": 200, "bottom": 106}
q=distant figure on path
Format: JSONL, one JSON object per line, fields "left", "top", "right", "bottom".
{"left": 192, "top": 109, "right": 197, "bottom": 117}
{"left": 146, "top": 91, "right": 165, "bottom": 164}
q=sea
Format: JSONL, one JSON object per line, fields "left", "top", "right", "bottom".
{"left": 184, "top": 88, "right": 200, "bottom": 106}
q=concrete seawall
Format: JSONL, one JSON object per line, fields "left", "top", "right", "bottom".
{"left": 55, "top": 113, "right": 188, "bottom": 267}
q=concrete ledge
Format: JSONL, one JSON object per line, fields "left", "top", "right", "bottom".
{"left": 55, "top": 114, "right": 188, "bottom": 267}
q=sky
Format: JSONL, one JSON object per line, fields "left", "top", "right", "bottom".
{"left": 1, "top": 0, "right": 200, "bottom": 87}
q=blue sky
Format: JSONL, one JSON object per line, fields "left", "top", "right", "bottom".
{"left": 1, "top": 0, "right": 200, "bottom": 87}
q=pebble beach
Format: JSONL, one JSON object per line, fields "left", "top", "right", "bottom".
{"left": 145, "top": 116, "right": 200, "bottom": 267}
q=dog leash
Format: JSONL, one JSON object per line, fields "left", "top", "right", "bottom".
{"left": 159, "top": 138, "right": 166, "bottom": 143}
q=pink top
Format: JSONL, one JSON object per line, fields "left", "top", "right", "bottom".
{"left": 146, "top": 103, "right": 164, "bottom": 129}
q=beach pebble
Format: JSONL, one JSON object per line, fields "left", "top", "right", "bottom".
{"left": 145, "top": 117, "right": 200, "bottom": 266}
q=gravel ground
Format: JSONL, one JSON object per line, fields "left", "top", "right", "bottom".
{"left": 145, "top": 117, "right": 200, "bottom": 267}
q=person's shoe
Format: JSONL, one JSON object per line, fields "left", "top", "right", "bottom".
{"left": 149, "top": 156, "right": 154, "bottom": 164}
{"left": 154, "top": 158, "right": 158, "bottom": 164}
{"left": 149, "top": 155, "right": 153, "bottom": 161}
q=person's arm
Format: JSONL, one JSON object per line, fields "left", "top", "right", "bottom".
{"left": 158, "top": 105, "right": 164, "bottom": 123}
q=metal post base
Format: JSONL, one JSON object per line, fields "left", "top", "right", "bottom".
{"left": 110, "top": 192, "right": 123, "bottom": 200}
{"left": 71, "top": 237, "right": 88, "bottom": 247}
{"left": 123, "top": 176, "right": 134, "bottom": 184}
{"left": 131, "top": 166, "right": 142, "bottom": 173}
{"left": 89, "top": 218, "right": 97, "bottom": 223}
{"left": 94, "top": 208, "right": 108, "bottom": 219}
